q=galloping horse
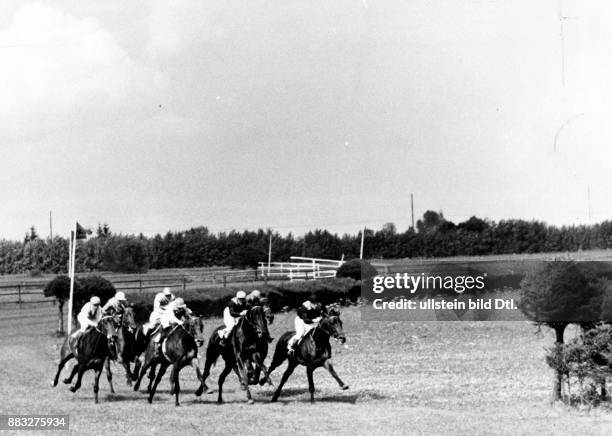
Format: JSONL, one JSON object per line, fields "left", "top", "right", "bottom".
{"left": 195, "top": 305, "right": 271, "bottom": 404}
{"left": 52, "top": 316, "right": 118, "bottom": 403}
{"left": 133, "top": 315, "right": 204, "bottom": 406}
{"left": 104, "top": 307, "right": 139, "bottom": 392}
{"left": 267, "top": 308, "right": 349, "bottom": 403}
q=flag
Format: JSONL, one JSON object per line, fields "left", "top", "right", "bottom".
{"left": 75, "top": 222, "right": 91, "bottom": 239}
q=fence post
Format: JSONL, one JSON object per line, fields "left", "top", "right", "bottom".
{"left": 139, "top": 280, "right": 142, "bottom": 294}
{"left": 223, "top": 275, "right": 227, "bottom": 288}
{"left": 18, "top": 283, "right": 22, "bottom": 306}
{"left": 183, "top": 277, "right": 187, "bottom": 292}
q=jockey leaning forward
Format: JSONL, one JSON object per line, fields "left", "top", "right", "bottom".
{"left": 287, "top": 294, "right": 327, "bottom": 355}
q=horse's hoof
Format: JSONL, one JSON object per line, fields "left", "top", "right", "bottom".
{"left": 247, "top": 399, "right": 255, "bottom": 405}
{"left": 175, "top": 403, "right": 180, "bottom": 407}
{"left": 147, "top": 398, "right": 153, "bottom": 404}
{"left": 62, "top": 378, "right": 71, "bottom": 384}
{"left": 69, "top": 386, "right": 77, "bottom": 393}
{"left": 126, "top": 380, "right": 132, "bottom": 387}
{"left": 217, "top": 399, "right": 223, "bottom": 404}
{"left": 271, "top": 397, "right": 278, "bottom": 403}
{"left": 341, "top": 385, "right": 349, "bottom": 390}
{"left": 206, "top": 388, "right": 215, "bottom": 395}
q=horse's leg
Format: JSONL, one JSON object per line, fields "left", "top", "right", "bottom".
{"left": 323, "top": 360, "right": 349, "bottom": 390}
{"left": 195, "top": 345, "right": 220, "bottom": 396}
{"left": 133, "top": 352, "right": 153, "bottom": 391}
{"left": 147, "top": 364, "right": 157, "bottom": 394}
{"left": 123, "top": 361, "right": 133, "bottom": 386}
{"left": 306, "top": 366, "right": 315, "bottom": 403}
{"left": 217, "top": 361, "right": 233, "bottom": 404}
{"left": 252, "top": 352, "right": 273, "bottom": 387}
{"left": 69, "top": 365, "right": 86, "bottom": 393}
{"left": 148, "top": 362, "right": 168, "bottom": 404}
{"left": 105, "top": 358, "right": 115, "bottom": 394}
{"left": 53, "top": 346, "right": 73, "bottom": 387}
{"left": 93, "top": 363, "right": 103, "bottom": 404}
{"left": 132, "top": 358, "right": 142, "bottom": 382}
{"left": 271, "top": 360, "right": 298, "bottom": 402}
{"left": 172, "top": 362, "right": 181, "bottom": 406}
{"left": 63, "top": 363, "right": 79, "bottom": 384}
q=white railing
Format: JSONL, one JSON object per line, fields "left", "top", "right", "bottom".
{"left": 258, "top": 256, "right": 344, "bottom": 281}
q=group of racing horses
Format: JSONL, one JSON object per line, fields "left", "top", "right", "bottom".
{"left": 52, "top": 301, "right": 349, "bottom": 405}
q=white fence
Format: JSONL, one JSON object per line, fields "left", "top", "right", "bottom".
{"left": 258, "top": 256, "right": 345, "bottom": 281}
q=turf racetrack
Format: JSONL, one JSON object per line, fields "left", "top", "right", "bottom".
{"left": 0, "top": 305, "right": 611, "bottom": 435}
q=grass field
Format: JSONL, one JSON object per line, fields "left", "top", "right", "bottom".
{"left": 1, "top": 304, "right": 612, "bottom": 435}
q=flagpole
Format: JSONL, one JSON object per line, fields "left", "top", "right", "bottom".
{"left": 67, "top": 223, "right": 77, "bottom": 333}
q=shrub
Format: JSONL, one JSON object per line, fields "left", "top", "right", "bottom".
{"left": 129, "top": 278, "right": 358, "bottom": 321}
{"left": 336, "top": 259, "right": 378, "bottom": 281}
{"left": 72, "top": 275, "right": 116, "bottom": 314}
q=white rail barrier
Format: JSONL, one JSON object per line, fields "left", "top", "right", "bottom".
{"left": 257, "top": 257, "right": 344, "bottom": 281}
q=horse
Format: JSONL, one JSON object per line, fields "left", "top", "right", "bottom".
{"left": 267, "top": 308, "right": 349, "bottom": 403}
{"left": 133, "top": 315, "right": 204, "bottom": 406}
{"left": 194, "top": 305, "right": 271, "bottom": 404}
{"left": 52, "top": 316, "right": 119, "bottom": 403}
{"left": 103, "top": 307, "right": 139, "bottom": 392}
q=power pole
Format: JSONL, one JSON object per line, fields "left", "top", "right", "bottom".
{"left": 411, "top": 193, "right": 415, "bottom": 231}
{"left": 49, "top": 211, "right": 53, "bottom": 240}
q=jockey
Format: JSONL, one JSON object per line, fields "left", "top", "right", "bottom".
{"left": 287, "top": 294, "right": 326, "bottom": 355}
{"left": 155, "top": 298, "right": 191, "bottom": 350}
{"left": 77, "top": 296, "right": 102, "bottom": 333}
{"left": 143, "top": 287, "right": 175, "bottom": 335}
{"left": 101, "top": 291, "right": 127, "bottom": 317}
{"left": 246, "top": 289, "right": 262, "bottom": 308}
{"left": 219, "top": 291, "right": 248, "bottom": 345}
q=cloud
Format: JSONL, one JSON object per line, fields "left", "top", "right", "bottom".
{"left": 0, "top": 2, "right": 168, "bottom": 142}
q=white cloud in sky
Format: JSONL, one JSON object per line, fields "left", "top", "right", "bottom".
{"left": 0, "top": 2, "right": 168, "bottom": 142}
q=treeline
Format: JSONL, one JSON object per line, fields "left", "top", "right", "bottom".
{"left": 3, "top": 211, "right": 612, "bottom": 274}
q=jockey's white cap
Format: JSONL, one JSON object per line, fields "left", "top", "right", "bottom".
{"left": 90, "top": 296, "right": 101, "bottom": 305}
{"left": 116, "top": 291, "right": 126, "bottom": 301}
{"left": 174, "top": 298, "right": 186, "bottom": 308}
{"left": 250, "top": 290, "right": 261, "bottom": 298}
{"left": 163, "top": 287, "right": 172, "bottom": 296}
{"left": 236, "top": 291, "right": 247, "bottom": 299}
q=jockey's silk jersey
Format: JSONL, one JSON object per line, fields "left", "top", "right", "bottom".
{"left": 227, "top": 297, "right": 247, "bottom": 317}
{"left": 153, "top": 292, "right": 174, "bottom": 312}
{"left": 79, "top": 302, "right": 102, "bottom": 322}
{"left": 102, "top": 297, "right": 124, "bottom": 315}
{"left": 297, "top": 301, "right": 324, "bottom": 324}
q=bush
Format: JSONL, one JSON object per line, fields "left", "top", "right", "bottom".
{"left": 336, "top": 259, "right": 378, "bottom": 281}
{"left": 129, "top": 278, "right": 359, "bottom": 321}
{"left": 72, "top": 275, "right": 116, "bottom": 314}
{"left": 43, "top": 275, "right": 73, "bottom": 302}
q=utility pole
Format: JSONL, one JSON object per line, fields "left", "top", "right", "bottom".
{"left": 49, "top": 211, "right": 53, "bottom": 240}
{"left": 411, "top": 193, "right": 415, "bottom": 231}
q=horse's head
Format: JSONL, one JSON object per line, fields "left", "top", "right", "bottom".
{"left": 245, "top": 306, "right": 269, "bottom": 340}
{"left": 122, "top": 307, "right": 137, "bottom": 331}
{"left": 185, "top": 315, "right": 205, "bottom": 347}
{"left": 98, "top": 316, "right": 119, "bottom": 359}
{"left": 263, "top": 304, "right": 274, "bottom": 325}
{"left": 320, "top": 310, "right": 346, "bottom": 344}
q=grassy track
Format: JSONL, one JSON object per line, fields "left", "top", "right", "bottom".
{"left": 0, "top": 305, "right": 611, "bottom": 435}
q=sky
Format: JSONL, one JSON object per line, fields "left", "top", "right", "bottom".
{"left": 1, "top": 0, "right": 612, "bottom": 241}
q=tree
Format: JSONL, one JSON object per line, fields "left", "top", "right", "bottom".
{"left": 519, "top": 261, "right": 604, "bottom": 401}
{"left": 43, "top": 275, "right": 81, "bottom": 335}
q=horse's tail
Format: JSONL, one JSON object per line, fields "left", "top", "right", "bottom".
{"left": 204, "top": 328, "right": 223, "bottom": 369}
{"left": 268, "top": 331, "right": 294, "bottom": 377}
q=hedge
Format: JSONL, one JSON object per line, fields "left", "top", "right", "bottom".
{"left": 128, "top": 277, "right": 360, "bottom": 323}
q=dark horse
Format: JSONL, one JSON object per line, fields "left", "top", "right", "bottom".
{"left": 52, "top": 316, "right": 118, "bottom": 403}
{"left": 103, "top": 307, "right": 139, "bottom": 392}
{"left": 133, "top": 316, "right": 204, "bottom": 406}
{"left": 195, "top": 305, "right": 271, "bottom": 404}
{"left": 268, "top": 309, "right": 348, "bottom": 403}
